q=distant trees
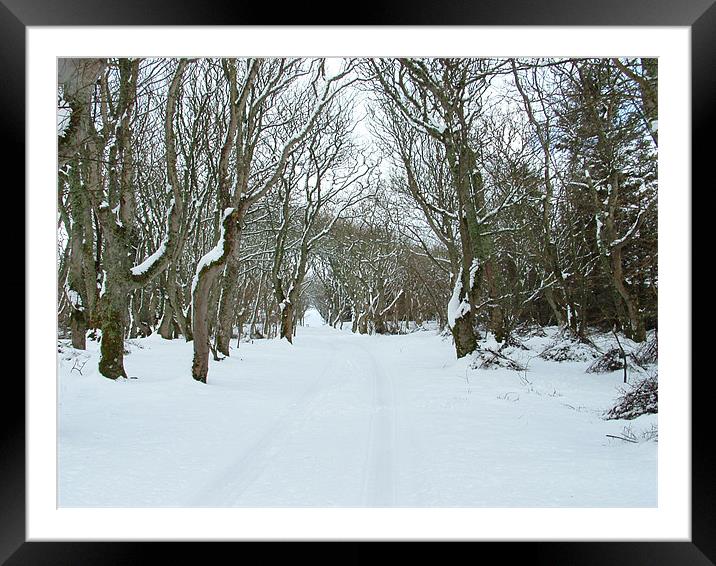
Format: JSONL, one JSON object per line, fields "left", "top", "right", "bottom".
{"left": 370, "top": 59, "right": 500, "bottom": 356}
{"left": 266, "top": 95, "right": 374, "bottom": 343}
{"left": 57, "top": 57, "right": 658, "bottom": 379}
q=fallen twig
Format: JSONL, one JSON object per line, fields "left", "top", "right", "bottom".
{"left": 606, "top": 434, "right": 638, "bottom": 443}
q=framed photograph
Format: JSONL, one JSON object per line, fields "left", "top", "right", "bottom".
{"left": 10, "top": 0, "right": 707, "bottom": 563}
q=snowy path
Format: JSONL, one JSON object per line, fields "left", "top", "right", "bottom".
{"left": 357, "top": 342, "right": 398, "bottom": 507}
{"left": 190, "top": 334, "right": 401, "bottom": 507}
{"left": 58, "top": 312, "right": 657, "bottom": 507}
{"left": 190, "top": 339, "right": 340, "bottom": 506}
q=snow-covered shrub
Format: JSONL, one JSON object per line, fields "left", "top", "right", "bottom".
{"left": 633, "top": 334, "right": 658, "bottom": 366}
{"left": 514, "top": 324, "right": 547, "bottom": 339}
{"left": 605, "top": 373, "right": 658, "bottom": 420}
{"left": 470, "top": 347, "right": 526, "bottom": 371}
{"left": 540, "top": 337, "right": 599, "bottom": 363}
{"left": 586, "top": 348, "right": 627, "bottom": 373}
{"left": 504, "top": 335, "right": 530, "bottom": 351}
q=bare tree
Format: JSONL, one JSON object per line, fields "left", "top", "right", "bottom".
{"left": 190, "top": 59, "right": 357, "bottom": 382}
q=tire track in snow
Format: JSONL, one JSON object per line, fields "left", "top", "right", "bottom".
{"left": 188, "top": 340, "right": 338, "bottom": 507}
{"left": 358, "top": 341, "right": 398, "bottom": 507}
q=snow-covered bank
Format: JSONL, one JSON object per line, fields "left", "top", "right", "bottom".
{"left": 58, "top": 320, "right": 656, "bottom": 507}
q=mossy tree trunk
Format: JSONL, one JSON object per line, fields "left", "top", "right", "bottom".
{"left": 451, "top": 316, "right": 477, "bottom": 359}
{"left": 98, "top": 282, "right": 129, "bottom": 379}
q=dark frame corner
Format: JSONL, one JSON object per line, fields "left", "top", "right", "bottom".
{"left": 7, "top": 0, "right": 708, "bottom": 563}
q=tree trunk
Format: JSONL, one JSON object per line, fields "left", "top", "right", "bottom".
{"left": 545, "top": 287, "right": 564, "bottom": 327}
{"left": 67, "top": 158, "right": 89, "bottom": 350}
{"left": 451, "top": 314, "right": 477, "bottom": 358}
{"left": 280, "top": 302, "right": 295, "bottom": 343}
{"left": 358, "top": 310, "right": 368, "bottom": 334}
{"left": 449, "top": 267, "right": 478, "bottom": 359}
{"left": 70, "top": 310, "right": 87, "bottom": 350}
{"left": 611, "top": 247, "right": 646, "bottom": 342}
{"left": 446, "top": 143, "right": 481, "bottom": 357}
{"left": 216, "top": 246, "right": 242, "bottom": 356}
{"left": 263, "top": 301, "right": 272, "bottom": 338}
{"left": 374, "top": 314, "right": 386, "bottom": 335}
{"left": 158, "top": 296, "right": 174, "bottom": 339}
{"left": 166, "top": 270, "right": 191, "bottom": 341}
{"left": 484, "top": 259, "right": 506, "bottom": 342}
{"left": 98, "top": 288, "right": 128, "bottom": 379}
{"left": 235, "top": 310, "right": 244, "bottom": 349}
{"left": 191, "top": 268, "right": 221, "bottom": 382}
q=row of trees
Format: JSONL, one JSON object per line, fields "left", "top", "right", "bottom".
{"left": 313, "top": 57, "right": 657, "bottom": 356}
{"left": 57, "top": 57, "right": 657, "bottom": 380}
{"left": 58, "top": 58, "right": 368, "bottom": 382}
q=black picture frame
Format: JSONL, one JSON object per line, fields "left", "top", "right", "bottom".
{"left": 7, "top": 1, "right": 707, "bottom": 563}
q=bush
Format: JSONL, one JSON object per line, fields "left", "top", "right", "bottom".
{"left": 605, "top": 373, "right": 658, "bottom": 420}
{"left": 586, "top": 348, "right": 627, "bottom": 373}
{"left": 633, "top": 334, "right": 658, "bottom": 366}
{"left": 540, "top": 336, "right": 599, "bottom": 363}
{"left": 471, "top": 347, "right": 526, "bottom": 371}
{"left": 504, "top": 335, "right": 529, "bottom": 351}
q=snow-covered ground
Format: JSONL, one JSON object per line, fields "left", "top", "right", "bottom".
{"left": 58, "top": 309, "right": 657, "bottom": 507}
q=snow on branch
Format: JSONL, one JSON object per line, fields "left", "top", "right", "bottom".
{"left": 610, "top": 206, "right": 648, "bottom": 249}
{"left": 191, "top": 207, "right": 234, "bottom": 298}
{"left": 131, "top": 238, "right": 168, "bottom": 276}
{"left": 65, "top": 283, "right": 84, "bottom": 312}
{"left": 129, "top": 200, "right": 175, "bottom": 282}
{"left": 380, "top": 289, "right": 404, "bottom": 317}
